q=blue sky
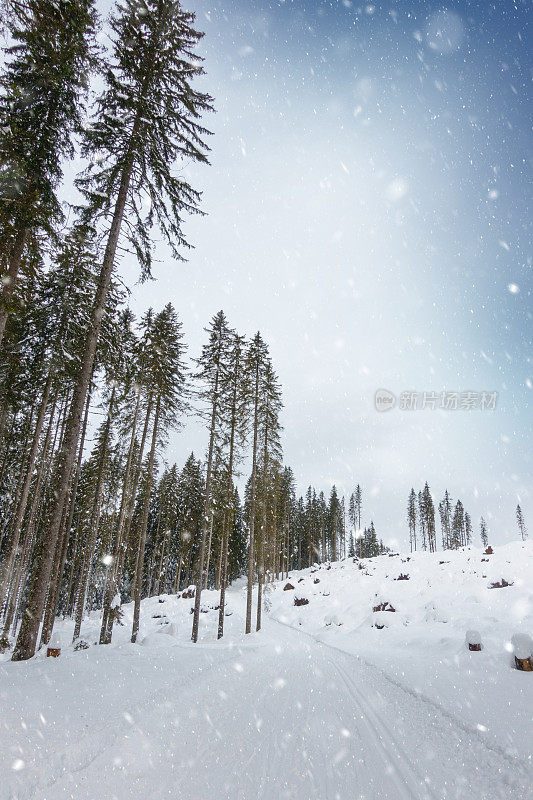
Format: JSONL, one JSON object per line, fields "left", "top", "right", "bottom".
{"left": 115, "top": 0, "right": 531, "bottom": 546}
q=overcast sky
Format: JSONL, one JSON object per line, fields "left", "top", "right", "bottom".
{"left": 113, "top": 0, "right": 531, "bottom": 548}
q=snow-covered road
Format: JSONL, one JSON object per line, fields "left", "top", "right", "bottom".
{"left": 2, "top": 614, "right": 530, "bottom": 800}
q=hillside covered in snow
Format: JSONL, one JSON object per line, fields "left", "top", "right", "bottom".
{"left": 1, "top": 540, "right": 532, "bottom": 799}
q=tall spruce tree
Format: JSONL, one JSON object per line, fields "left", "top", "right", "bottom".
{"left": 255, "top": 359, "right": 282, "bottom": 632}
{"left": 191, "top": 311, "right": 234, "bottom": 642}
{"left": 407, "top": 488, "right": 417, "bottom": 552}
{"left": 438, "top": 490, "right": 453, "bottom": 550}
{"left": 516, "top": 504, "right": 527, "bottom": 541}
{"left": 12, "top": 0, "right": 213, "bottom": 660}
{"left": 244, "top": 333, "right": 269, "bottom": 634}
{"left": 452, "top": 500, "right": 465, "bottom": 549}
{"left": 0, "top": 0, "right": 97, "bottom": 344}
{"left": 130, "top": 304, "right": 186, "bottom": 642}
{"left": 480, "top": 517, "right": 488, "bottom": 548}
{"left": 217, "top": 333, "right": 248, "bottom": 639}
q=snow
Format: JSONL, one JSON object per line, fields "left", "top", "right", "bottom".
{"left": 465, "top": 628, "right": 482, "bottom": 645}
{"left": 511, "top": 633, "right": 532, "bottom": 660}
{"left": 47, "top": 632, "right": 61, "bottom": 650}
{"left": 1, "top": 543, "right": 531, "bottom": 799}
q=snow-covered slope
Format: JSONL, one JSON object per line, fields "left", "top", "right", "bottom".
{"left": 1, "top": 543, "right": 531, "bottom": 800}
{"left": 269, "top": 540, "right": 533, "bottom": 759}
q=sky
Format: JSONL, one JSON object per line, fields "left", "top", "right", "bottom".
{"left": 112, "top": 0, "right": 531, "bottom": 548}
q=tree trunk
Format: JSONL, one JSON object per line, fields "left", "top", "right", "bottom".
{"left": 101, "top": 389, "right": 149, "bottom": 644}
{"left": 131, "top": 394, "right": 160, "bottom": 643}
{"left": 11, "top": 132, "right": 139, "bottom": 661}
{"left": 2, "top": 393, "right": 58, "bottom": 638}
{"left": 245, "top": 362, "right": 260, "bottom": 635}
{"left": 0, "top": 226, "right": 28, "bottom": 348}
{"left": 72, "top": 389, "right": 115, "bottom": 641}
{"left": 0, "top": 374, "right": 52, "bottom": 610}
{"left": 256, "top": 416, "right": 269, "bottom": 632}
{"left": 203, "top": 511, "right": 214, "bottom": 590}
{"left": 191, "top": 365, "right": 221, "bottom": 643}
{"left": 40, "top": 498, "right": 70, "bottom": 646}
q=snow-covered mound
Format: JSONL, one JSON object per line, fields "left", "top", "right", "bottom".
{"left": 268, "top": 540, "right": 533, "bottom": 758}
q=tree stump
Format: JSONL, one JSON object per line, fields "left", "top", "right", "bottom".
{"left": 46, "top": 646, "right": 60, "bottom": 658}
{"left": 283, "top": 582, "right": 295, "bottom": 591}
{"left": 466, "top": 630, "right": 482, "bottom": 651}
{"left": 512, "top": 634, "right": 533, "bottom": 671}
{"left": 373, "top": 601, "right": 395, "bottom": 613}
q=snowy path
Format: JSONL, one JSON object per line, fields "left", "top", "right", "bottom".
{"left": 2, "top": 614, "right": 530, "bottom": 800}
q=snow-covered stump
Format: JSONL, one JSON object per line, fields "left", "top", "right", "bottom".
{"left": 465, "top": 629, "right": 482, "bottom": 651}
{"left": 511, "top": 634, "right": 533, "bottom": 672}
{"left": 46, "top": 632, "right": 61, "bottom": 658}
{"left": 294, "top": 593, "right": 309, "bottom": 606}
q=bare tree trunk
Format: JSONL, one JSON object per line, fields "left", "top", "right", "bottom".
{"left": 0, "top": 408, "right": 34, "bottom": 583}
{"left": 203, "top": 511, "right": 214, "bottom": 590}
{"left": 0, "top": 226, "right": 28, "bottom": 348}
{"left": 174, "top": 556, "right": 182, "bottom": 594}
{"left": 60, "top": 388, "right": 91, "bottom": 617}
{"left": 101, "top": 389, "right": 149, "bottom": 644}
{"left": 12, "top": 135, "right": 139, "bottom": 661}
{"left": 2, "top": 393, "right": 58, "bottom": 638}
{"left": 217, "top": 514, "right": 230, "bottom": 639}
{"left": 72, "top": 389, "right": 115, "bottom": 641}
{"left": 217, "top": 369, "right": 240, "bottom": 638}
{"left": 245, "top": 362, "right": 260, "bottom": 635}
{"left": 0, "top": 375, "right": 52, "bottom": 610}
{"left": 40, "top": 499, "right": 70, "bottom": 646}
{"left": 191, "top": 364, "right": 221, "bottom": 643}
{"left": 131, "top": 394, "right": 160, "bottom": 643}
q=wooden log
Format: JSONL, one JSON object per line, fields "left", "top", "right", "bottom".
{"left": 514, "top": 656, "right": 532, "bottom": 672}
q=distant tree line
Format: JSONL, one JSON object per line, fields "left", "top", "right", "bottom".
{"left": 407, "top": 485, "right": 527, "bottom": 552}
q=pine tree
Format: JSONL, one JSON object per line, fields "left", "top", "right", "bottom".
{"left": 451, "top": 500, "right": 465, "bottom": 549}
{"left": 516, "top": 504, "right": 527, "bottom": 541}
{"left": 255, "top": 359, "right": 282, "bottom": 632}
{"left": 191, "top": 311, "right": 234, "bottom": 642}
{"left": 348, "top": 491, "right": 356, "bottom": 536}
{"left": 418, "top": 491, "right": 427, "bottom": 551}
{"left": 12, "top": 0, "right": 212, "bottom": 661}
{"left": 130, "top": 304, "right": 186, "bottom": 643}
{"left": 354, "top": 484, "right": 362, "bottom": 531}
{"left": 0, "top": 0, "right": 97, "bottom": 344}
{"left": 217, "top": 333, "right": 248, "bottom": 639}
{"left": 244, "top": 333, "right": 269, "bottom": 634}
{"left": 327, "top": 486, "right": 341, "bottom": 563}
{"left": 422, "top": 483, "right": 436, "bottom": 552}
{"left": 407, "top": 488, "right": 417, "bottom": 552}
{"left": 177, "top": 454, "right": 205, "bottom": 592}
{"left": 464, "top": 512, "right": 472, "bottom": 546}
{"left": 480, "top": 517, "right": 488, "bottom": 548}
{"left": 438, "top": 490, "right": 453, "bottom": 550}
